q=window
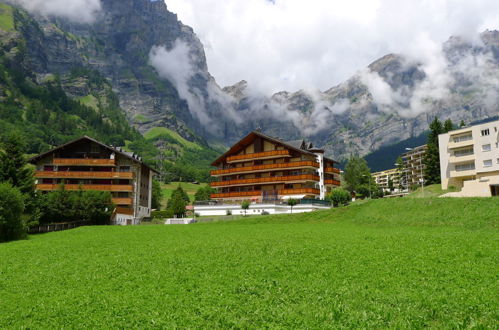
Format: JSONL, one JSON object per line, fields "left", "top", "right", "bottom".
{"left": 454, "top": 147, "right": 474, "bottom": 157}
{"left": 481, "top": 129, "right": 490, "bottom": 136}
{"left": 483, "top": 159, "right": 493, "bottom": 167}
{"left": 497, "top": 158, "right": 499, "bottom": 164}
{"left": 482, "top": 144, "right": 492, "bottom": 152}
{"left": 453, "top": 134, "right": 472, "bottom": 143}
{"left": 455, "top": 163, "right": 475, "bottom": 171}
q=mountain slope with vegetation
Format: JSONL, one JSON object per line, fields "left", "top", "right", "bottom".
{"left": 0, "top": 2, "right": 219, "bottom": 181}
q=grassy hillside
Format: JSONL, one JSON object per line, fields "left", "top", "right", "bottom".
{"left": 0, "top": 198, "right": 497, "bottom": 328}
{"left": 161, "top": 181, "right": 207, "bottom": 206}
{"left": 144, "top": 127, "right": 223, "bottom": 182}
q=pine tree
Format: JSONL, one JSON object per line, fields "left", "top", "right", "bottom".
{"left": 443, "top": 119, "right": 454, "bottom": 133}
{"left": 343, "top": 155, "right": 374, "bottom": 196}
{"left": 151, "top": 179, "right": 163, "bottom": 210}
{"left": 459, "top": 120, "right": 466, "bottom": 128}
{"left": 0, "top": 132, "right": 34, "bottom": 195}
{"left": 424, "top": 117, "right": 444, "bottom": 185}
{"left": 166, "top": 187, "right": 188, "bottom": 218}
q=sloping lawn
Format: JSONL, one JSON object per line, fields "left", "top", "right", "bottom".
{"left": 0, "top": 198, "right": 497, "bottom": 328}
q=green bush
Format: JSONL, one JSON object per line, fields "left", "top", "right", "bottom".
{"left": 0, "top": 183, "right": 26, "bottom": 242}
{"left": 38, "top": 187, "right": 113, "bottom": 225}
{"left": 327, "top": 188, "right": 351, "bottom": 207}
{"left": 152, "top": 210, "right": 173, "bottom": 219}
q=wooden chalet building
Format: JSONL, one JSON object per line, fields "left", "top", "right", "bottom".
{"left": 30, "top": 136, "right": 158, "bottom": 225}
{"left": 210, "top": 131, "right": 341, "bottom": 202}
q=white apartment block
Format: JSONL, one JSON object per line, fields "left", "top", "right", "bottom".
{"left": 372, "top": 168, "right": 401, "bottom": 192}
{"left": 402, "top": 145, "right": 427, "bottom": 187}
{"left": 439, "top": 119, "right": 499, "bottom": 197}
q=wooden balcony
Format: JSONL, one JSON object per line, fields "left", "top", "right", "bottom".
{"left": 115, "top": 207, "right": 134, "bottom": 215}
{"left": 211, "top": 191, "right": 262, "bottom": 199}
{"left": 211, "top": 174, "right": 320, "bottom": 187}
{"left": 211, "top": 161, "right": 319, "bottom": 176}
{"left": 53, "top": 158, "right": 116, "bottom": 166}
{"left": 325, "top": 179, "right": 341, "bottom": 186}
{"left": 112, "top": 198, "right": 133, "bottom": 205}
{"left": 226, "top": 150, "right": 291, "bottom": 163}
{"left": 280, "top": 188, "right": 320, "bottom": 195}
{"left": 325, "top": 167, "right": 341, "bottom": 174}
{"left": 35, "top": 171, "right": 133, "bottom": 179}
{"left": 36, "top": 184, "right": 133, "bottom": 192}
{"left": 210, "top": 188, "right": 320, "bottom": 199}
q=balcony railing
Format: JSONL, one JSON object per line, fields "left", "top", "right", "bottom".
{"left": 112, "top": 198, "right": 133, "bottom": 205}
{"left": 35, "top": 171, "right": 133, "bottom": 179}
{"left": 211, "top": 161, "right": 319, "bottom": 176}
{"left": 211, "top": 174, "right": 320, "bottom": 187}
{"left": 226, "top": 150, "right": 291, "bottom": 163}
{"left": 280, "top": 188, "right": 320, "bottom": 195}
{"left": 36, "top": 184, "right": 133, "bottom": 192}
{"left": 115, "top": 207, "right": 134, "bottom": 215}
{"left": 210, "top": 191, "right": 262, "bottom": 199}
{"left": 210, "top": 188, "right": 320, "bottom": 199}
{"left": 53, "top": 158, "right": 116, "bottom": 166}
{"left": 324, "top": 179, "right": 341, "bottom": 186}
{"left": 324, "top": 167, "right": 341, "bottom": 174}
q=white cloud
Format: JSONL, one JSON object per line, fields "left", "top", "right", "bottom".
{"left": 11, "top": 0, "right": 102, "bottom": 23}
{"left": 150, "top": 40, "right": 213, "bottom": 126}
{"left": 166, "top": 0, "right": 499, "bottom": 94}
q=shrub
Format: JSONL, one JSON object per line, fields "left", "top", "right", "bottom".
{"left": 226, "top": 209, "right": 232, "bottom": 216}
{"left": 151, "top": 210, "right": 173, "bottom": 219}
{"left": 261, "top": 211, "right": 269, "bottom": 215}
{"left": 0, "top": 183, "right": 26, "bottom": 242}
{"left": 38, "top": 187, "right": 113, "bottom": 225}
{"left": 241, "top": 200, "right": 250, "bottom": 216}
{"left": 327, "top": 188, "right": 351, "bottom": 207}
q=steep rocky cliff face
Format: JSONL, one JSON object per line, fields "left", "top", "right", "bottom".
{"left": 7, "top": 0, "right": 215, "bottom": 144}
{"left": 224, "top": 31, "right": 499, "bottom": 160}
{"left": 3, "top": 0, "right": 499, "bottom": 164}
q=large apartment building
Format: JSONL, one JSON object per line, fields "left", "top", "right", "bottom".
{"left": 402, "top": 144, "right": 427, "bottom": 188}
{"left": 372, "top": 168, "right": 401, "bottom": 192}
{"left": 30, "top": 136, "right": 158, "bottom": 225}
{"left": 439, "top": 119, "right": 499, "bottom": 197}
{"left": 210, "top": 131, "right": 341, "bottom": 202}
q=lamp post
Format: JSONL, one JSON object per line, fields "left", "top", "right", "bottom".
{"left": 394, "top": 162, "right": 409, "bottom": 193}
{"left": 405, "top": 147, "right": 424, "bottom": 195}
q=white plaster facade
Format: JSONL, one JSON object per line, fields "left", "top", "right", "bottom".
{"left": 439, "top": 120, "right": 499, "bottom": 197}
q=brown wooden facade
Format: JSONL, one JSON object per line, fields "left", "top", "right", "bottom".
{"left": 210, "top": 131, "right": 341, "bottom": 201}
{"left": 30, "top": 136, "right": 158, "bottom": 225}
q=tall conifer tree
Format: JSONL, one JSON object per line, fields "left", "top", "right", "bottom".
{"left": 424, "top": 118, "right": 444, "bottom": 185}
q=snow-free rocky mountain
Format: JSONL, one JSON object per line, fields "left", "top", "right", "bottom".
{"left": 3, "top": 0, "right": 499, "bottom": 161}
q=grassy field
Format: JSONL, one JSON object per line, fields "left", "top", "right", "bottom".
{"left": 406, "top": 184, "right": 458, "bottom": 198}
{"left": 0, "top": 198, "right": 497, "bottom": 328}
{"left": 161, "top": 181, "right": 207, "bottom": 205}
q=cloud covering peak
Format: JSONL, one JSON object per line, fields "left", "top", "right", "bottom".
{"left": 11, "top": 0, "right": 102, "bottom": 23}
{"left": 166, "top": 0, "right": 499, "bottom": 94}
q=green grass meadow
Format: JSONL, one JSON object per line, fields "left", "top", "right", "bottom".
{"left": 161, "top": 181, "right": 207, "bottom": 205}
{"left": 0, "top": 198, "right": 498, "bottom": 328}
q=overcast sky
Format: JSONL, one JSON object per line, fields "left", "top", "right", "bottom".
{"left": 166, "top": 0, "right": 499, "bottom": 94}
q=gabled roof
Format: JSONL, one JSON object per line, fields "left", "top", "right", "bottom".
{"left": 29, "top": 136, "right": 159, "bottom": 173}
{"left": 211, "top": 130, "right": 336, "bottom": 166}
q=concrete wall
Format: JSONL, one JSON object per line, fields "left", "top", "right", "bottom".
{"left": 194, "top": 203, "right": 331, "bottom": 217}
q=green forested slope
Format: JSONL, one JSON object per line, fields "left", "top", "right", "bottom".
{"left": 0, "top": 4, "right": 220, "bottom": 181}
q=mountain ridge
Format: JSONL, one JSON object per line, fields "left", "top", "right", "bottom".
{"left": 2, "top": 0, "right": 499, "bottom": 166}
